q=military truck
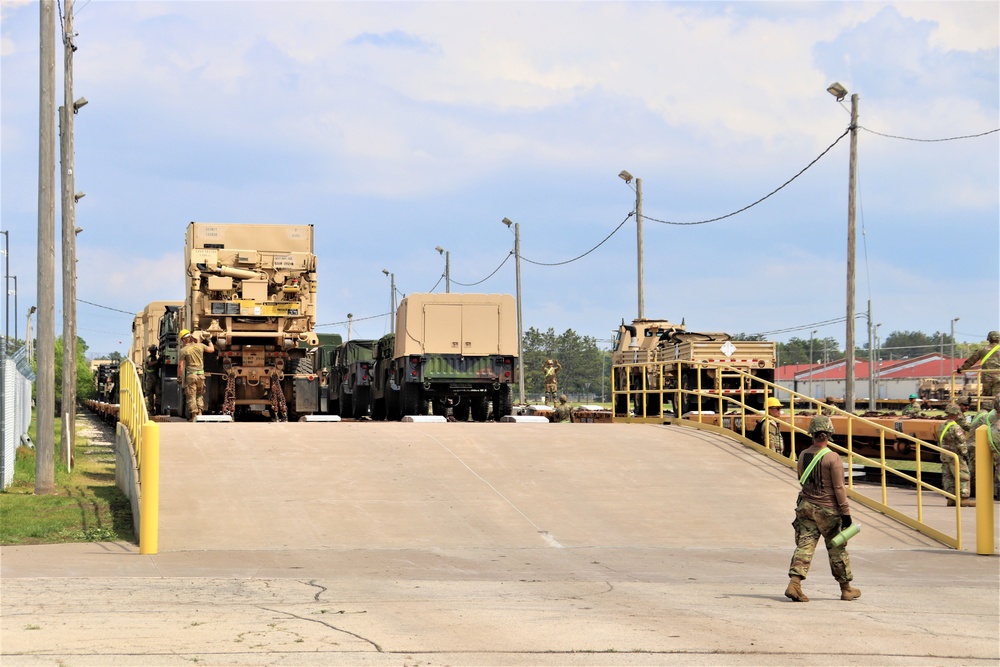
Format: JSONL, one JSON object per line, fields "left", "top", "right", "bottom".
{"left": 304, "top": 333, "right": 344, "bottom": 415}
{"left": 377, "top": 293, "right": 518, "bottom": 421}
{"left": 184, "top": 222, "right": 320, "bottom": 421}
{"left": 330, "top": 339, "right": 377, "bottom": 418}
{"left": 129, "top": 301, "right": 184, "bottom": 416}
{"left": 612, "top": 318, "right": 776, "bottom": 417}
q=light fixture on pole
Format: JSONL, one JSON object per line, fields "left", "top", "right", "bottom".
{"left": 809, "top": 329, "right": 818, "bottom": 400}
{"left": 950, "top": 317, "right": 959, "bottom": 377}
{"left": 501, "top": 217, "right": 525, "bottom": 407}
{"left": 435, "top": 246, "right": 450, "bottom": 293}
{"left": 347, "top": 313, "right": 353, "bottom": 341}
{"left": 1, "top": 229, "right": 8, "bottom": 350}
{"left": 9, "top": 275, "right": 16, "bottom": 343}
{"left": 618, "top": 170, "right": 644, "bottom": 319}
{"left": 826, "top": 81, "right": 859, "bottom": 413}
{"left": 382, "top": 269, "right": 395, "bottom": 335}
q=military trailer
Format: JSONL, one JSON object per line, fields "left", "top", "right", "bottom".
{"left": 184, "top": 222, "right": 320, "bottom": 421}
{"left": 612, "top": 318, "right": 776, "bottom": 417}
{"left": 330, "top": 339, "right": 377, "bottom": 418}
{"left": 386, "top": 293, "right": 518, "bottom": 421}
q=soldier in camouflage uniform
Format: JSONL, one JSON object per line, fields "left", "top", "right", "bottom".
{"left": 143, "top": 345, "right": 160, "bottom": 415}
{"left": 552, "top": 395, "right": 572, "bottom": 423}
{"left": 753, "top": 397, "right": 784, "bottom": 455}
{"left": 543, "top": 359, "right": 562, "bottom": 405}
{"left": 785, "top": 416, "right": 860, "bottom": 603}
{"left": 177, "top": 329, "right": 215, "bottom": 422}
{"left": 901, "top": 394, "right": 922, "bottom": 417}
{"left": 957, "top": 331, "right": 1000, "bottom": 404}
{"left": 989, "top": 394, "right": 1000, "bottom": 499}
{"left": 937, "top": 403, "right": 973, "bottom": 507}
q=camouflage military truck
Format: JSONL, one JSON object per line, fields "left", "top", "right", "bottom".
{"left": 612, "top": 318, "right": 776, "bottom": 418}
{"left": 184, "top": 222, "right": 320, "bottom": 421}
{"left": 305, "top": 333, "right": 343, "bottom": 415}
{"left": 384, "top": 293, "right": 518, "bottom": 421}
{"left": 369, "top": 333, "right": 398, "bottom": 420}
{"left": 330, "top": 339, "right": 377, "bottom": 418}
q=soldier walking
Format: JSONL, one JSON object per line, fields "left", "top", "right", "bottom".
{"left": 785, "top": 416, "right": 861, "bottom": 603}
{"left": 937, "top": 403, "right": 974, "bottom": 507}
{"left": 177, "top": 329, "right": 215, "bottom": 422}
{"left": 143, "top": 345, "right": 160, "bottom": 415}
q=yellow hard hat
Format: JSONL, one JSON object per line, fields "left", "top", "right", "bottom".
{"left": 765, "top": 397, "right": 782, "bottom": 409}
{"left": 179, "top": 329, "right": 191, "bottom": 339}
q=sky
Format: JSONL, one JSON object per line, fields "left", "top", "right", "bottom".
{"left": 1, "top": 0, "right": 998, "bottom": 360}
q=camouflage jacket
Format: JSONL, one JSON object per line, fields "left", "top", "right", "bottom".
{"left": 959, "top": 343, "right": 1000, "bottom": 373}
{"left": 901, "top": 403, "right": 922, "bottom": 417}
{"left": 937, "top": 420, "right": 967, "bottom": 456}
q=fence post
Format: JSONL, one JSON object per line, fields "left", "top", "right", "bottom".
{"left": 139, "top": 420, "right": 160, "bottom": 555}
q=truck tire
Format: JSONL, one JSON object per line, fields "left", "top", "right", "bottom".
{"left": 371, "top": 397, "right": 386, "bottom": 421}
{"left": 452, "top": 401, "right": 471, "bottom": 422}
{"left": 493, "top": 385, "right": 513, "bottom": 418}
{"left": 401, "top": 383, "right": 421, "bottom": 417}
{"left": 352, "top": 386, "right": 370, "bottom": 419}
{"left": 471, "top": 394, "right": 489, "bottom": 422}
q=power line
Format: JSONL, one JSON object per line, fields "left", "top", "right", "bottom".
{"left": 860, "top": 126, "right": 999, "bottom": 142}
{"left": 521, "top": 213, "right": 632, "bottom": 267}
{"left": 316, "top": 312, "right": 390, "bottom": 328}
{"left": 452, "top": 251, "right": 512, "bottom": 287}
{"left": 77, "top": 298, "right": 135, "bottom": 315}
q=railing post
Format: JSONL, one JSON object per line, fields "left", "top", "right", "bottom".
{"left": 139, "top": 420, "right": 160, "bottom": 555}
{"left": 975, "top": 425, "right": 995, "bottom": 556}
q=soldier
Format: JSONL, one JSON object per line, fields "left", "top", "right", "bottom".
{"left": 142, "top": 345, "right": 160, "bottom": 415}
{"left": 552, "top": 395, "right": 572, "bottom": 423}
{"left": 543, "top": 359, "right": 562, "bottom": 405}
{"left": 753, "top": 397, "right": 784, "bottom": 455}
{"left": 957, "top": 331, "right": 1000, "bottom": 403}
{"left": 901, "top": 394, "right": 922, "bottom": 417}
{"left": 785, "top": 416, "right": 861, "bottom": 603}
{"left": 177, "top": 329, "right": 215, "bottom": 422}
{"left": 989, "top": 393, "right": 1000, "bottom": 499}
{"left": 937, "top": 403, "right": 974, "bottom": 507}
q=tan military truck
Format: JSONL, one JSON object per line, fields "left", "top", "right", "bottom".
{"left": 184, "top": 222, "right": 320, "bottom": 420}
{"left": 386, "top": 293, "right": 518, "bottom": 421}
{"left": 612, "top": 318, "right": 776, "bottom": 417}
{"left": 129, "top": 300, "right": 183, "bottom": 415}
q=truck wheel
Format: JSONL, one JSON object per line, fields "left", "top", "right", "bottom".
{"left": 401, "top": 384, "right": 421, "bottom": 417}
{"left": 471, "top": 394, "right": 489, "bottom": 422}
{"left": 352, "top": 386, "right": 370, "bottom": 419}
{"left": 371, "top": 397, "right": 386, "bottom": 420}
{"left": 494, "top": 385, "right": 513, "bottom": 418}
{"left": 453, "top": 401, "right": 471, "bottom": 422}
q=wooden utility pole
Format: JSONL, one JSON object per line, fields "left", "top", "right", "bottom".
{"left": 60, "top": 0, "right": 78, "bottom": 466}
{"left": 37, "top": 0, "right": 57, "bottom": 494}
{"left": 845, "top": 93, "right": 859, "bottom": 414}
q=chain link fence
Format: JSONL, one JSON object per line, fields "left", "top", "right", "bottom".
{"left": 1, "top": 344, "right": 35, "bottom": 489}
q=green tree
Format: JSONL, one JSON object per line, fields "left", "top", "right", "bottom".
{"left": 521, "top": 327, "right": 603, "bottom": 401}
{"left": 55, "top": 336, "right": 95, "bottom": 406}
{"left": 881, "top": 330, "right": 953, "bottom": 360}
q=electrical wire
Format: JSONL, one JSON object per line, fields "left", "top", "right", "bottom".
{"left": 316, "top": 312, "right": 390, "bottom": 328}
{"left": 521, "top": 213, "right": 632, "bottom": 267}
{"left": 452, "top": 251, "right": 512, "bottom": 287}
{"left": 860, "top": 126, "right": 1000, "bottom": 142}
{"left": 77, "top": 298, "right": 135, "bottom": 315}
{"left": 641, "top": 128, "right": 850, "bottom": 226}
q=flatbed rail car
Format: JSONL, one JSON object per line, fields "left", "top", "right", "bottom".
{"left": 696, "top": 412, "right": 948, "bottom": 462}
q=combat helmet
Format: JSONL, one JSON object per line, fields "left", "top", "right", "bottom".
{"left": 808, "top": 415, "right": 834, "bottom": 436}
{"left": 988, "top": 331, "right": 1000, "bottom": 343}
{"left": 147, "top": 344, "right": 157, "bottom": 353}
{"left": 944, "top": 403, "right": 962, "bottom": 417}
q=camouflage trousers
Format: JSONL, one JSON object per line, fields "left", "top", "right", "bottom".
{"left": 143, "top": 376, "right": 158, "bottom": 413}
{"left": 545, "top": 383, "right": 557, "bottom": 405}
{"left": 788, "top": 499, "right": 853, "bottom": 584}
{"left": 941, "top": 448, "right": 970, "bottom": 499}
{"left": 184, "top": 373, "right": 206, "bottom": 421}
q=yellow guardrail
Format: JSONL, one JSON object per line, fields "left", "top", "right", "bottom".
{"left": 949, "top": 368, "right": 996, "bottom": 411}
{"left": 612, "top": 358, "right": 995, "bottom": 551}
{"left": 118, "top": 360, "right": 159, "bottom": 554}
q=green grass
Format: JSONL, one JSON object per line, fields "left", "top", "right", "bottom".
{"left": 0, "top": 411, "right": 134, "bottom": 545}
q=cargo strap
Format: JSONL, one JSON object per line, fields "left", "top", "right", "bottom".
{"left": 799, "top": 447, "right": 831, "bottom": 486}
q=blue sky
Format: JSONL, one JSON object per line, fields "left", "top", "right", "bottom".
{"left": 2, "top": 1, "right": 997, "bottom": 359}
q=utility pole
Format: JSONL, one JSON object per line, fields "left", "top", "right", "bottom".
{"left": 844, "top": 93, "right": 859, "bottom": 414}
{"left": 347, "top": 313, "right": 353, "bottom": 341}
{"left": 618, "top": 171, "right": 644, "bottom": 319}
{"left": 37, "top": 0, "right": 57, "bottom": 494}
{"left": 501, "top": 218, "right": 525, "bottom": 407}
{"left": 0, "top": 230, "right": 7, "bottom": 462}
{"left": 60, "top": 0, "right": 79, "bottom": 466}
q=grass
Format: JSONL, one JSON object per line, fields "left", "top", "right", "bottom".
{"left": 0, "top": 410, "right": 134, "bottom": 545}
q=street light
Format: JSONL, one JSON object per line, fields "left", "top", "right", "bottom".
{"left": 827, "top": 82, "right": 859, "bottom": 413}
{"left": 809, "top": 329, "right": 818, "bottom": 399}
{"left": 501, "top": 217, "right": 525, "bottom": 407}
{"left": 8, "top": 275, "right": 16, "bottom": 342}
{"left": 382, "top": 269, "right": 395, "bottom": 335}
{"left": 618, "top": 170, "right": 644, "bottom": 319}
{"left": 950, "top": 317, "right": 959, "bottom": 364}
{"left": 435, "top": 246, "right": 450, "bottom": 293}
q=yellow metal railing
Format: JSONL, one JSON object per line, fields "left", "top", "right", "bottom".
{"left": 612, "top": 358, "right": 996, "bottom": 551}
{"left": 118, "top": 360, "right": 160, "bottom": 554}
{"left": 949, "top": 367, "right": 995, "bottom": 411}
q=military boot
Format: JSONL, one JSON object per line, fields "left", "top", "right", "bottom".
{"left": 784, "top": 575, "right": 808, "bottom": 602}
{"left": 840, "top": 582, "right": 862, "bottom": 601}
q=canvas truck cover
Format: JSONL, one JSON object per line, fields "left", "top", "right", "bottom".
{"left": 395, "top": 293, "right": 518, "bottom": 358}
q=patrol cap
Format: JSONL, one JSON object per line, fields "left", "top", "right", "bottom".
{"left": 808, "top": 415, "right": 835, "bottom": 436}
{"left": 944, "top": 403, "right": 961, "bottom": 416}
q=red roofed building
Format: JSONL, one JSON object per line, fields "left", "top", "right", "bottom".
{"left": 779, "top": 353, "right": 969, "bottom": 401}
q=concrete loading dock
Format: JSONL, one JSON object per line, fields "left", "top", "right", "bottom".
{"left": 2, "top": 421, "right": 998, "bottom": 666}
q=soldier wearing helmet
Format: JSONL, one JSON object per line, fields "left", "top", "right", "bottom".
{"left": 957, "top": 331, "right": 1000, "bottom": 403}
{"left": 177, "top": 329, "right": 215, "bottom": 422}
{"left": 542, "top": 359, "right": 562, "bottom": 405}
{"left": 785, "top": 414, "right": 861, "bottom": 604}
{"left": 552, "top": 394, "right": 572, "bottom": 423}
{"left": 752, "top": 397, "right": 785, "bottom": 455}
{"left": 901, "top": 394, "right": 922, "bottom": 418}
{"left": 937, "top": 403, "right": 973, "bottom": 507}
{"left": 143, "top": 344, "right": 160, "bottom": 414}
